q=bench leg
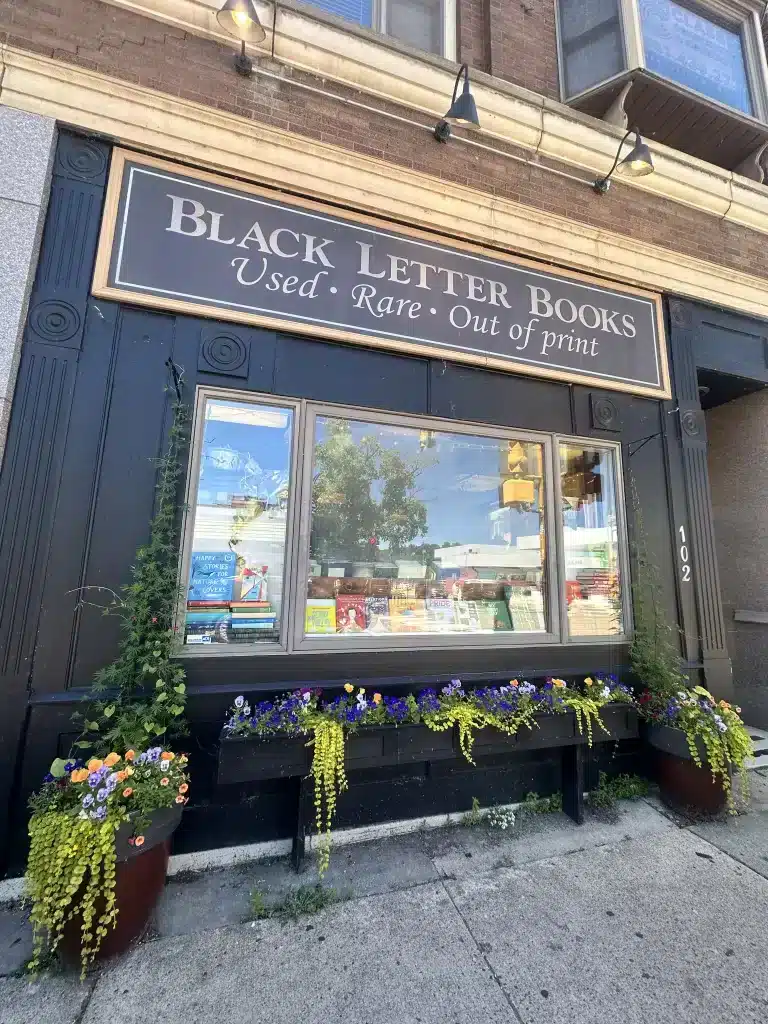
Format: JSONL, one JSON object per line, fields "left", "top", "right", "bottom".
{"left": 291, "top": 774, "right": 311, "bottom": 872}
{"left": 561, "top": 745, "right": 585, "bottom": 825}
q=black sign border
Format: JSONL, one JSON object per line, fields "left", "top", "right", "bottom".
{"left": 93, "top": 149, "right": 671, "bottom": 399}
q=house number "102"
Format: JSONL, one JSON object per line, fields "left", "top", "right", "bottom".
{"left": 679, "top": 526, "right": 691, "bottom": 582}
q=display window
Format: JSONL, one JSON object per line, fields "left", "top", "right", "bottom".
{"left": 179, "top": 389, "right": 629, "bottom": 654}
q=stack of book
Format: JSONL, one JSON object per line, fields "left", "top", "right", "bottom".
{"left": 229, "top": 601, "right": 278, "bottom": 641}
{"left": 185, "top": 601, "right": 230, "bottom": 643}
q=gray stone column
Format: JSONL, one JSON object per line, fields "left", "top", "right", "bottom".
{"left": 0, "top": 106, "right": 57, "bottom": 466}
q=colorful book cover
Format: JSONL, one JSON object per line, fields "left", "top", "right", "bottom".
{"left": 365, "top": 596, "right": 391, "bottom": 633}
{"left": 389, "top": 599, "right": 427, "bottom": 633}
{"left": 336, "top": 595, "right": 367, "bottom": 632}
{"left": 188, "top": 551, "right": 237, "bottom": 602}
{"left": 305, "top": 599, "right": 337, "bottom": 635}
{"left": 425, "top": 598, "right": 455, "bottom": 630}
{"left": 187, "top": 601, "right": 230, "bottom": 608}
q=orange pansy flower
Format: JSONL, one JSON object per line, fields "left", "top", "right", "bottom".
{"left": 87, "top": 759, "right": 103, "bottom": 773}
{"left": 178, "top": 783, "right": 189, "bottom": 794}
{"left": 104, "top": 753, "right": 120, "bottom": 767}
{"left": 124, "top": 750, "right": 136, "bottom": 761}
{"left": 134, "top": 835, "right": 145, "bottom": 847}
{"left": 161, "top": 752, "right": 175, "bottom": 761}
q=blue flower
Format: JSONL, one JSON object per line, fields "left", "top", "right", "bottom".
{"left": 82, "top": 794, "right": 94, "bottom": 808}
{"left": 88, "top": 773, "right": 102, "bottom": 788}
{"left": 43, "top": 773, "right": 54, "bottom": 784}
{"left": 64, "top": 761, "right": 76, "bottom": 773}
{"left": 91, "top": 805, "right": 107, "bottom": 821}
{"left": 96, "top": 788, "right": 109, "bottom": 802}
{"left": 147, "top": 747, "right": 162, "bottom": 762}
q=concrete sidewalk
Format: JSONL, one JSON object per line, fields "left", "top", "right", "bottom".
{"left": 2, "top": 773, "right": 768, "bottom": 1024}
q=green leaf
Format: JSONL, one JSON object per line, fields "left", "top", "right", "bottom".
{"left": 153, "top": 725, "right": 165, "bottom": 736}
{"left": 86, "top": 721, "right": 100, "bottom": 732}
{"left": 173, "top": 683, "right": 186, "bottom": 695}
{"left": 75, "top": 740, "right": 92, "bottom": 749}
{"left": 102, "top": 705, "right": 115, "bottom": 718}
{"left": 50, "top": 758, "right": 68, "bottom": 779}
{"left": 170, "top": 705, "right": 183, "bottom": 716}
{"left": 155, "top": 692, "right": 168, "bottom": 703}
{"left": 143, "top": 721, "right": 156, "bottom": 733}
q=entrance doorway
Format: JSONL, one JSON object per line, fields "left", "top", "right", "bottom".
{"left": 703, "top": 370, "right": 768, "bottom": 747}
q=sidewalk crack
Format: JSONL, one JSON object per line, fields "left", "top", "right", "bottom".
{"left": 73, "top": 976, "right": 98, "bottom": 1024}
{"left": 438, "top": 876, "right": 528, "bottom": 1024}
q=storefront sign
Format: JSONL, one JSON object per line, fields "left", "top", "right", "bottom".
{"left": 94, "top": 151, "right": 670, "bottom": 398}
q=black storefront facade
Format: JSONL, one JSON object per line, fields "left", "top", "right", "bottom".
{"left": 1, "top": 129, "right": 763, "bottom": 870}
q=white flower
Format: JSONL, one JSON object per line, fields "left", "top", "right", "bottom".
{"left": 676, "top": 691, "right": 689, "bottom": 702}
{"left": 602, "top": 686, "right": 611, "bottom": 700}
{"left": 160, "top": 760, "right": 170, "bottom": 771}
{"left": 242, "top": 703, "right": 251, "bottom": 717}
{"left": 356, "top": 695, "right": 368, "bottom": 710}
{"left": 302, "top": 691, "right": 311, "bottom": 703}
{"left": 234, "top": 696, "right": 245, "bottom": 708}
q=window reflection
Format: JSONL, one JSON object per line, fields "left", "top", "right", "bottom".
{"left": 184, "top": 398, "right": 294, "bottom": 646}
{"left": 305, "top": 417, "right": 549, "bottom": 636}
{"left": 560, "top": 444, "right": 623, "bottom": 637}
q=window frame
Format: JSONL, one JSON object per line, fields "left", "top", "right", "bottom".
{"left": 177, "top": 387, "right": 305, "bottom": 656}
{"left": 555, "top": 0, "right": 768, "bottom": 121}
{"left": 177, "top": 387, "right": 631, "bottom": 658}
{"left": 554, "top": 434, "right": 632, "bottom": 646}
{"left": 290, "top": 402, "right": 561, "bottom": 654}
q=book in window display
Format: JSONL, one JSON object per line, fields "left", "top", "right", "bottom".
{"left": 365, "top": 596, "right": 391, "bottom": 633}
{"left": 389, "top": 598, "right": 428, "bottom": 632}
{"left": 425, "top": 598, "right": 455, "bottom": 631}
{"left": 188, "top": 551, "right": 237, "bottom": 603}
{"left": 336, "top": 595, "right": 367, "bottom": 633}
{"left": 504, "top": 585, "right": 546, "bottom": 632}
{"left": 305, "top": 599, "right": 337, "bottom": 635}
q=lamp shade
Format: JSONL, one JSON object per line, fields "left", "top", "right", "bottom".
{"left": 217, "top": 0, "right": 266, "bottom": 43}
{"left": 617, "top": 132, "right": 653, "bottom": 177}
{"left": 444, "top": 72, "right": 480, "bottom": 129}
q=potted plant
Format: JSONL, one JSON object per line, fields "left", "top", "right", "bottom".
{"left": 629, "top": 478, "right": 753, "bottom": 812}
{"left": 27, "top": 747, "right": 189, "bottom": 976}
{"left": 24, "top": 389, "right": 190, "bottom": 974}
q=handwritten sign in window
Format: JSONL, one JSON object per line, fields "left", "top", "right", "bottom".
{"left": 639, "top": 0, "right": 753, "bottom": 114}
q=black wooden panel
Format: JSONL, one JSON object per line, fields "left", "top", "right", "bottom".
{"left": 71, "top": 308, "right": 175, "bottom": 687}
{"left": 429, "top": 362, "right": 572, "bottom": 432}
{"left": 695, "top": 305, "right": 768, "bottom": 383}
{"left": 668, "top": 299, "right": 731, "bottom": 696}
{"left": 274, "top": 335, "right": 429, "bottom": 413}
{"left": 0, "top": 348, "right": 78, "bottom": 851}
{"left": 172, "top": 318, "right": 277, "bottom": 395}
{"left": 32, "top": 301, "right": 122, "bottom": 694}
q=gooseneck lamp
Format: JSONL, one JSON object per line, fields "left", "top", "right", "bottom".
{"left": 217, "top": 0, "right": 266, "bottom": 77}
{"left": 434, "top": 64, "right": 481, "bottom": 142}
{"left": 592, "top": 127, "right": 654, "bottom": 194}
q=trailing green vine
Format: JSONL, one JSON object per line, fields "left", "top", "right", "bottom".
{"left": 310, "top": 720, "right": 348, "bottom": 876}
{"left": 26, "top": 809, "right": 122, "bottom": 978}
{"left": 74, "top": 396, "right": 190, "bottom": 753}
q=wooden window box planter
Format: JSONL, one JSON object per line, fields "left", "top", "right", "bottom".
{"left": 217, "top": 704, "right": 638, "bottom": 869}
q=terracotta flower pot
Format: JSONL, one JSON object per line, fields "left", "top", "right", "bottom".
{"left": 59, "top": 806, "right": 182, "bottom": 966}
{"left": 646, "top": 723, "right": 727, "bottom": 814}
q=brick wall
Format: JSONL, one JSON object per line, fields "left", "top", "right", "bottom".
{"left": 1, "top": 0, "right": 768, "bottom": 283}
{"left": 488, "top": 0, "right": 559, "bottom": 98}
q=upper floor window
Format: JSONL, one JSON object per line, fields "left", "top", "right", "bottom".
{"left": 638, "top": 0, "right": 754, "bottom": 114}
{"left": 304, "top": 0, "right": 454, "bottom": 57}
{"left": 556, "top": 0, "right": 768, "bottom": 173}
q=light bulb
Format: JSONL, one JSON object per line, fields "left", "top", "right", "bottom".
{"left": 232, "top": 9, "right": 251, "bottom": 26}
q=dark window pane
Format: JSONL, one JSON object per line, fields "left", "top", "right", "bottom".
{"left": 307, "top": 0, "right": 373, "bottom": 28}
{"left": 558, "top": 0, "right": 625, "bottom": 98}
{"left": 306, "top": 417, "right": 549, "bottom": 637}
{"left": 387, "top": 0, "right": 442, "bottom": 54}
